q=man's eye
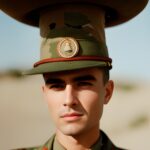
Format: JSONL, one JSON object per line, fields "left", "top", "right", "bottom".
{"left": 47, "top": 84, "right": 65, "bottom": 90}
{"left": 78, "top": 82, "right": 92, "bottom": 86}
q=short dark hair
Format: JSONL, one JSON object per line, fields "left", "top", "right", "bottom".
{"left": 43, "top": 67, "right": 110, "bottom": 84}
{"left": 101, "top": 68, "right": 110, "bottom": 84}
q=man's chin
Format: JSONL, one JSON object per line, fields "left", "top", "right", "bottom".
{"left": 58, "top": 126, "right": 86, "bottom": 137}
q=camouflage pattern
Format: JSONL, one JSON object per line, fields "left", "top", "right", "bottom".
{"left": 24, "top": 10, "right": 112, "bottom": 75}
{"left": 14, "top": 131, "right": 126, "bottom": 150}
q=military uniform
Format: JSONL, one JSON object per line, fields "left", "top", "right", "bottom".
{"left": 0, "top": 1, "right": 148, "bottom": 150}
{"left": 14, "top": 131, "right": 125, "bottom": 150}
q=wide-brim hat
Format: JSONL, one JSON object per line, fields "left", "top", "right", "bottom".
{"left": 0, "top": 0, "right": 148, "bottom": 27}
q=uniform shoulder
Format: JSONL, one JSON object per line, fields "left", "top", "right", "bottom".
{"left": 12, "top": 146, "right": 41, "bottom": 150}
{"left": 12, "top": 134, "right": 55, "bottom": 150}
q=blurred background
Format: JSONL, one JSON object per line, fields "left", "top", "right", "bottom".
{"left": 0, "top": 2, "right": 150, "bottom": 150}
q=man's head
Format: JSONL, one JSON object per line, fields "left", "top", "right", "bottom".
{"left": 42, "top": 67, "right": 113, "bottom": 136}
{"left": 31, "top": 6, "right": 113, "bottom": 137}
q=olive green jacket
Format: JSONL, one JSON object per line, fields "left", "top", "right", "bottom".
{"left": 14, "top": 131, "right": 126, "bottom": 150}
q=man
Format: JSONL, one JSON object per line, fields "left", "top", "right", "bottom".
{"left": 41, "top": 67, "right": 115, "bottom": 150}
{"left": 0, "top": 0, "right": 148, "bottom": 150}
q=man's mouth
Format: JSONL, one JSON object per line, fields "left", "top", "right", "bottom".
{"left": 60, "top": 112, "right": 83, "bottom": 121}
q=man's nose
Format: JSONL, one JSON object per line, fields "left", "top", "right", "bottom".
{"left": 63, "top": 85, "right": 78, "bottom": 107}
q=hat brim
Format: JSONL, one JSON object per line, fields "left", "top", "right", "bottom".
{"left": 0, "top": 0, "right": 148, "bottom": 27}
{"left": 23, "top": 60, "right": 111, "bottom": 75}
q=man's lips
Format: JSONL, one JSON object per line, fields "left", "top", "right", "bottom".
{"left": 60, "top": 112, "right": 83, "bottom": 121}
{"left": 61, "top": 112, "right": 83, "bottom": 118}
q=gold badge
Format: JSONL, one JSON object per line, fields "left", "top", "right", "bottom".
{"left": 57, "top": 38, "right": 79, "bottom": 58}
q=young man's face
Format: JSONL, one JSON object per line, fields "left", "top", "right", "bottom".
{"left": 42, "top": 68, "right": 113, "bottom": 136}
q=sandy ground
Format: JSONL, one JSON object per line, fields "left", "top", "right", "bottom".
{"left": 0, "top": 75, "right": 150, "bottom": 150}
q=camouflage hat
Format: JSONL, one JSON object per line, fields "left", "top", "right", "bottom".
{"left": 23, "top": 5, "right": 112, "bottom": 75}
{"left": 0, "top": 1, "right": 148, "bottom": 75}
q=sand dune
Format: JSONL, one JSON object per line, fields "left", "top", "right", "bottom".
{"left": 0, "top": 75, "right": 150, "bottom": 150}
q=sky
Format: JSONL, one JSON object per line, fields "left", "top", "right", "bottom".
{"left": 0, "top": 2, "right": 150, "bottom": 81}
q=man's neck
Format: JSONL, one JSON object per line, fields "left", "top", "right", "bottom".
{"left": 55, "top": 127, "right": 100, "bottom": 150}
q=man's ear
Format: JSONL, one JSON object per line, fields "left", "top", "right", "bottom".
{"left": 104, "top": 80, "right": 114, "bottom": 104}
{"left": 42, "top": 85, "right": 45, "bottom": 93}
{"left": 42, "top": 85, "right": 48, "bottom": 102}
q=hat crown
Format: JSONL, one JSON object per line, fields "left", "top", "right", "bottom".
{"left": 27, "top": 5, "right": 112, "bottom": 74}
{"left": 39, "top": 5, "right": 108, "bottom": 60}
{"left": 39, "top": 4, "right": 106, "bottom": 42}
{"left": 40, "top": 26, "right": 109, "bottom": 59}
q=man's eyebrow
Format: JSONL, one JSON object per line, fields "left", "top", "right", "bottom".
{"left": 45, "top": 78, "right": 64, "bottom": 84}
{"left": 73, "top": 75, "right": 96, "bottom": 82}
{"left": 44, "top": 75, "right": 96, "bottom": 84}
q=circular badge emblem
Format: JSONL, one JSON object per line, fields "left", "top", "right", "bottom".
{"left": 57, "top": 38, "right": 79, "bottom": 58}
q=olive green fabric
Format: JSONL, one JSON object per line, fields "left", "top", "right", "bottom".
{"left": 25, "top": 60, "right": 110, "bottom": 75}
{"left": 23, "top": 10, "right": 112, "bottom": 75}
{"left": 13, "top": 131, "right": 126, "bottom": 150}
{"left": 23, "top": 27, "right": 111, "bottom": 75}
{"left": 41, "top": 27, "right": 108, "bottom": 59}
{"left": 53, "top": 137, "right": 65, "bottom": 150}
{"left": 64, "top": 12, "right": 90, "bottom": 27}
